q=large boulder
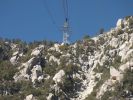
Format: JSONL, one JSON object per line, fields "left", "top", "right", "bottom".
{"left": 109, "top": 37, "right": 119, "bottom": 48}
{"left": 110, "top": 67, "right": 122, "bottom": 82}
{"left": 47, "top": 93, "right": 54, "bottom": 100}
{"left": 116, "top": 19, "right": 124, "bottom": 28}
{"left": 10, "top": 56, "right": 17, "bottom": 65}
{"left": 31, "top": 65, "right": 43, "bottom": 82}
{"left": 25, "top": 94, "right": 36, "bottom": 100}
{"left": 14, "top": 57, "right": 43, "bottom": 82}
{"left": 31, "top": 45, "right": 44, "bottom": 56}
{"left": 53, "top": 70, "right": 65, "bottom": 83}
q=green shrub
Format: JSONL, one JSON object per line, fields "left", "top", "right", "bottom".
{"left": 85, "top": 91, "right": 97, "bottom": 100}
{"left": 101, "top": 91, "right": 113, "bottom": 100}
{"left": 98, "top": 37, "right": 105, "bottom": 45}
{"left": 64, "top": 63, "right": 81, "bottom": 77}
{"left": 48, "top": 50, "right": 61, "bottom": 59}
{"left": 100, "top": 69, "right": 133, "bottom": 99}
{"left": 0, "top": 61, "right": 18, "bottom": 81}
{"left": 59, "top": 44, "right": 69, "bottom": 52}
{"left": 128, "top": 18, "right": 133, "bottom": 26}
{"left": 116, "top": 28, "right": 124, "bottom": 35}
{"left": 83, "top": 35, "right": 90, "bottom": 40}
{"left": 75, "top": 45, "right": 84, "bottom": 56}
{"left": 0, "top": 44, "right": 12, "bottom": 61}
{"left": 0, "top": 81, "right": 21, "bottom": 96}
{"left": 43, "top": 61, "right": 57, "bottom": 76}
{"left": 112, "top": 56, "right": 121, "bottom": 69}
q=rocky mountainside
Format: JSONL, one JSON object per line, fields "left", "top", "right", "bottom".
{"left": 0, "top": 16, "right": 133, "bottom": 100}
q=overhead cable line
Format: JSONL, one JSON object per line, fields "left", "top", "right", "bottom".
{"left": 43, "top": 0, "right": 60, "bottom": 32}
{"left": 43, "top": 0, "right": 72, "bottom": 44}
{"left": 61, "top": 0, "right": 72, "bottom": 44}
{"left": 62, "top": 0, "right": 69, "bottom": 21}
{"left": 65, "top": 0, "right": 69, "bottom": 19}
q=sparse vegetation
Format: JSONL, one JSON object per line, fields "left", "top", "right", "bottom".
{"left": 59, "top": 44, "right": 69, "bottom": 53}
{"left": 0, "top": 16, "right": 133, "bottom": 100}
{"left": 112, "top": 55, "right": 121, "bottom": 69}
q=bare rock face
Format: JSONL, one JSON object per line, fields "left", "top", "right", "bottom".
{"left": 47, "top": 93, "right": 54, "bottom": 100}
{"left": 110, "top": 67, "right": 122, "bottom": 82}
{"left": 31, "top": 64, "right": 43, "bottom": 82}
{"left": 14, "top": 57, "right": 44, "bottom": 82}
{"left": 109, "top": 37, "right": 119, "bottom": 48}
{"left": 25, "top": 94, "right": 36, "bottom": 100}
{"left": 10, "top": 56, "right": 17, "bottom": 65}
{"left": 116, "top": 19, "right": 124, "bottom": 28}
{"left": 13, "top": 45, "right": 44, "bottom": 83}
{"left": 53, "top": 70, "right": 65, "bottom": 83}
{"left": 13, "top": 57, "right": 34, "bottom": 81}
{"left": 3, "top": 16, "right": 132, "bottom": 100}
{"left": 31, "top": 45, "right": 44, "bottom": 56}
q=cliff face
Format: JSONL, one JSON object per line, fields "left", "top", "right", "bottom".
{"left": 0, "top": 16, "right": 133, "bottom": 100}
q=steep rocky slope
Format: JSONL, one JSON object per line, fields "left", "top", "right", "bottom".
{"left": 0, "top": 16, "right": 133, "bottom": 100}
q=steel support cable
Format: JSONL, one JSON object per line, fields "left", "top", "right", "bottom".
{"left": 44, "top": 0, "right": 60, "bottom": 32}
{"left": 65, "top": 0, "right": 69, "bottom": 19}
{"left": 62, "top": 0, "right": 69, "bottom": 20}
{"left": 62, "top": 0, "right": 72, "bottom": 35}
{"left": 62, "top": 0, "right": 66, "bottom": 19}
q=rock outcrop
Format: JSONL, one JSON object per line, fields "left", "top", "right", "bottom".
{"left": 0, "top": 16, "right": 133, "bottom": 100}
